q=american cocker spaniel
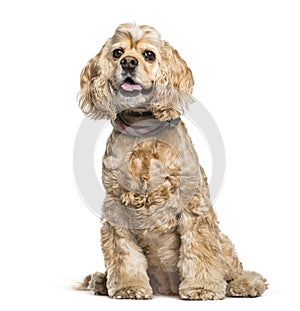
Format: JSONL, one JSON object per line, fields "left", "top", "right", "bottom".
{"left": 77, "top": 23, "right": 267, "bottom": 300}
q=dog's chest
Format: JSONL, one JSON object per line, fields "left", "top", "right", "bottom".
{"left": 101, "top": 122, "right": 201, "bottom": 230}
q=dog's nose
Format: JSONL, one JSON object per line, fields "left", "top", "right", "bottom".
{"left": 120, "top": 56, "right": 138, "bottom": 72}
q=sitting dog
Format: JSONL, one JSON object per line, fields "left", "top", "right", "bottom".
{"left": 77, "top": 23, "right": 267, "bottom": 300}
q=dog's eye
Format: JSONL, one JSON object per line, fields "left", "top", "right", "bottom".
{"left": 112, "top": 48, "right": 124, "bottom": 59}
{"left": 143, "top": 50, "right": 156, "bottom": 62}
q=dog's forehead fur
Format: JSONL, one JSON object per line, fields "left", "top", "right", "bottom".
{"left": 112, "top": 23, "right": 162, "bottom": 49}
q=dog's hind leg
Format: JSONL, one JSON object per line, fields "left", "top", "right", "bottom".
{"left": 226, "top": 271, "right": 268, "bottom": 297}
{"left": 220, "top": 234, "right": 268, "bottom": 297}
{"left": 76, "top": 272, "right": 108, "bottom": 295}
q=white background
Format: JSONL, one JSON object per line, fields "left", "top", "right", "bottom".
{"left": 1, "top": 0, "right": 300, "bottom": 310}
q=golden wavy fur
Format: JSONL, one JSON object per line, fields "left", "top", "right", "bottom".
{"left": 79, "top": 24, "right": 193, "bottom": 121}
{"left": 77, "top": 23, "right": 267, "bottom": 300}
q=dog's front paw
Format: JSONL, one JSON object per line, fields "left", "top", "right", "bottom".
{"left": 180, "top": 287, "right": 225, "bottom": 300}
{"left": 112, "top": 286, "right": 153, "bottom": 299}
{"left": 179, "top": 280, "right": 226, "bottom": 301}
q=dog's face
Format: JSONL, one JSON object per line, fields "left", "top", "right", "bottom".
{"left": 108, "top": 24, "right": 161, "bottom": 107}
{"left": 79, "top": 23, "right": 194, "bottom": 121}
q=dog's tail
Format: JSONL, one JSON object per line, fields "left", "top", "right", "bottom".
{"left": 73, "top": 272, "right": 108, "bottom": 295}
{"left": 73, "top": 274, "right": 92, "bottom": 290}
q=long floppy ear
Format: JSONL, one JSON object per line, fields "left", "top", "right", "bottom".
{"left": 78, "top": 39, "right": 116, "bottom": 119}
{"left": 152, "top": 40, "right": 194, "bottom": 121}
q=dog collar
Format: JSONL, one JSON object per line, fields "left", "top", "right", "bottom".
{"left": 111, "top": 114, "right": 181, "bottom": 138}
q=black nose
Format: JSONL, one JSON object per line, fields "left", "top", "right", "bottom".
{"left": 120, "top": 56, "right": 138, "bottom": 72}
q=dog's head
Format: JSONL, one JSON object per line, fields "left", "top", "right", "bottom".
{"left": 79, "top": 23, "right": 194, "bottom": 121}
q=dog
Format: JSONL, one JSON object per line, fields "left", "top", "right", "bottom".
{"left": 77, "top": 23, "right": 267, "bottom": 300}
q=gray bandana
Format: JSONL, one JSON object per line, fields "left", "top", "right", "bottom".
{"left": 111, "top": 115, "right": 181, "bottom": 138}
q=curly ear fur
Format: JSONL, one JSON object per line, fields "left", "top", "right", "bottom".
{"left": 152, "top": 41, "right": 194, "bottom": 121}
{"left": 79, "top": 39, "right": 116, "bottom": 119}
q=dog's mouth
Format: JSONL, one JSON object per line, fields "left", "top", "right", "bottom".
{"left": 119, "top": 77, "right": 153, "bottom": 97}
{"left": 120, "top": 77, "right": 142, "bottom": 92}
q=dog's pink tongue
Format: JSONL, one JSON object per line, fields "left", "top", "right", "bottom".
{"left": 120, "top": 82, "right": 142, "bottom": 92}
